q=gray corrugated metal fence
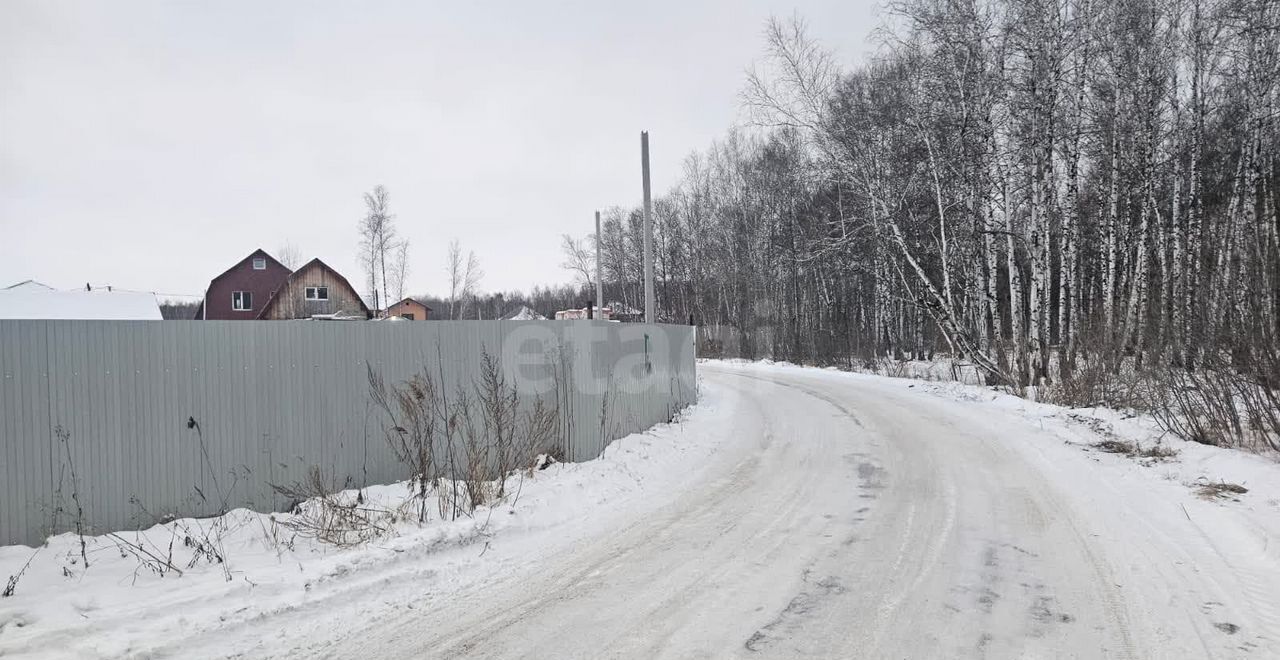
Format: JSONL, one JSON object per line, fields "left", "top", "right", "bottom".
{"left": 0, "top": 320, "right": 696, "bottom": 546}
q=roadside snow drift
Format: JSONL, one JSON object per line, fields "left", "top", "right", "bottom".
{"left": 0, "top": 384, "right": 725, "bottom": 659}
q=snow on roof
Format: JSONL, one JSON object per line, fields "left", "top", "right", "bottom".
{"left": 502, "top": 305, "right": 547, "bottom": 321}
{"left": 4, "top": 280, "right": 54, "bottom": 291}
{"left": 0, "top": 289, "right": 163, "bottom": 320}
{"left": 308, "top": 311, "right": 366, "bottom": 321}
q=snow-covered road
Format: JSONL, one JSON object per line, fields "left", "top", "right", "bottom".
{"left": 6, "top": 361, "right": 1278, "bottom": 658}
{"left": 245, "top": 362, "right": 1280, "bottom": 658}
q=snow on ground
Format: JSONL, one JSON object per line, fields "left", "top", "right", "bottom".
{"left": 0, "top": 382, "right": 730, "bottom": 659}
{"left": 719, "top": 357, "right": 1280, "bottom": 509}
{"left": 705, "top": 360, "right": 1280, "bottom": 657}
{"left": 501, "top": 305, "right": 546, "bottom": 321}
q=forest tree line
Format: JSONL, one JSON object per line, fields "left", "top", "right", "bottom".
{"left": 589, "top": 0, "right": 1277, "bottom": 382}
{"left": 586, "top": 0, "right": 1278, "bottom": 447}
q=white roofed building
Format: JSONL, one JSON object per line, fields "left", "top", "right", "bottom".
{"left": 3, "top": 280, "right": 55, "bottom": 292}
{"left": 554, "top": 306, "right": 614, "bottom": 321}
{"left": 0, "top": 288, "right": 163, "bottom": 320}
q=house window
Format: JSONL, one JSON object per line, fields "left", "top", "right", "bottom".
{"left": 400, "top": 313, "right": 415, "bottom": 320}
{"left": 305, "top": 286, "right": 329, "bottom": 301}
{"left": 252, "top": 258, "right": 266, "bottom": 270}
{"left": 232, "top": 291, "right": 252, "bottom": 310}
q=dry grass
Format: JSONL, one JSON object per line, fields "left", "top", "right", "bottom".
{"left": 273, "top": 350, "right": 567, "bottom": 548}
{"left": 1093, "top": 439, "right": 1135, "bottom": 454}
{"left": 1194, "top": 478, "right": 1249, "bottom": 501}
{"left": 270, "top": 466, "right": 396, "bottom": 547}
{"left": 1135, "top": 443, "right": 1179, "bottom": 461}
{"left": 1090, "top": 438, "right": 1178, "bottom": 463}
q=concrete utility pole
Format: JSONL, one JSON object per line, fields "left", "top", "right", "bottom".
{"left": 595, "top": 210, "right": 604, "bottom": 315}
{"left": 641, "top": 131, "right": 655, "bottom": 323}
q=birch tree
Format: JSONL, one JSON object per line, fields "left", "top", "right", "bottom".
{"left": 446, "top": 239, "right": 484, "bottom": 320}
{"left": 358, "top": 185, "right": 403, "bottom": 313}
{"left": 588, "top": 4, "right": 1278, "bottom": 421}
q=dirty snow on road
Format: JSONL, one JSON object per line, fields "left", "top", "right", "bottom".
{"left": 4, "top": 361, "right": 1279, "bottom": 658}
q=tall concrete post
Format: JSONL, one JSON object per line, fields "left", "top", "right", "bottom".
{"left": 595, "top": 210, "right": 604, "bottom": 316}
{"left": 641, "top": 131, "right": 654, "bottom": 323}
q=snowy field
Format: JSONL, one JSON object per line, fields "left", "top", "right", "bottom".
{"left": 2, "top": 360, "right": 1278, "bottom": 658}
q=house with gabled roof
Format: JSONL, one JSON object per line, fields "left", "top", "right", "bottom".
{"left": 4, "top": 280, "right": 55, "bottom": 292}
{"left": 256, "top": 258, "right": 369, "bottom": 320}
{"left": 194, "top": 249, "right": 369, "bottom": 320}
{"left": 384, "top": 297, "right": 431, "bottom": 320}
{"left": 194, "top": 249, "right": 291, "bottom": 320}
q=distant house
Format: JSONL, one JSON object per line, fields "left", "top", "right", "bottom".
{"left": 551, "top": 302, "right": 644, "bottom": 321}
{"left": 554, "top": 306, "right": 612, "bottom": 321}
{"left": 0, "top": 288, "right": 162, "bottom": 320}
{"left": 385, "top": 297, "right": 431, "bottom": 320}
{"left": 195, "top": 249, "right": 369, "bottom": 320}
{"left": 194, "top": 249, "right": 291, "bottom": 320}
{"left": 610, "top": 303, "right": 643, "bottom": 322}
{"left": 4, "top": 280, "right": 54, "bottom": 292}
{"left": 256, "top": 258, "right": 370, "bottom": 320}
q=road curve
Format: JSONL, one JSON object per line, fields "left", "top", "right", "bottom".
{"left": 254, "top": 363, "right": 1277, "bottom": 659}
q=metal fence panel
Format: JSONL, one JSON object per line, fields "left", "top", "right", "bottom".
{"left": 0, "top": 320, "right": 696, "bottom": 546}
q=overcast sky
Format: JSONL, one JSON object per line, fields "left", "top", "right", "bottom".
{"left": 1, "top": 1, "right": 878, "bottom": 301}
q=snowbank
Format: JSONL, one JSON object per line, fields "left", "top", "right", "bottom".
{"left": 0, "top": 380, "right": 725, "bottom": 658}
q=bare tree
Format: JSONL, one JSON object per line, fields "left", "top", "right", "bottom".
{"left": 588, "top": 3, "right": 1279, "bottom": 449}
{"left": 744, "top": 15, "right": 1012, "bottom": 383}
{"left": 461, "top": 250, "right": 484, "bottom": 319}
{"left": 275, "top": 242, "right": 302, "bottom": 270}
{"left": 358, "top": 185, "right": 401, "bottom": 314}
{"left": 359, "top": 191, "right": 385, "bottom": 312}
{"left": 390, "top": 240, "right": 410, "bottom": 306}
{"left": 559, "top": 234, "right": 595, "bottom": 288}
{"left": 446, "top": 239, "right": 484, "bottom": 320}
{"left": 447, "top": 240, "right": 462, "bottom": 320}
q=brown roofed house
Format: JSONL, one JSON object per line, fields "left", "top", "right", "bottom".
{"left": 385, "top": 297, "right": 431, "bottom": 320}
{"left": 256, "top": 258, "right": 370, "bottom": 320}
{"left": 196, "top": 250, "right": 370, "bottom": 320}
{"left": 194, "top": 249, "right": 291, "bottom": 320}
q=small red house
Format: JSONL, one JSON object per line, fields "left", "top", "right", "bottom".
{"left": 385, "top": 297, "right": 431, "bottom": 320}
{"left": 194, "top": 249, "right": 291, "bottom": 320}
